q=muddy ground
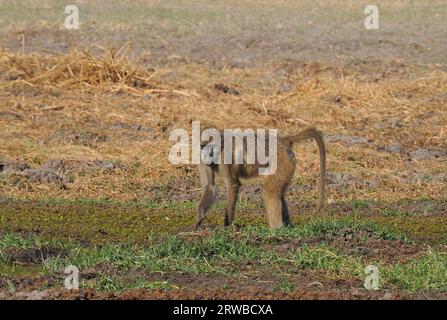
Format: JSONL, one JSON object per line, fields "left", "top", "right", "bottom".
{"left": 0, "top": 0, "right": 447, "bottom": 299}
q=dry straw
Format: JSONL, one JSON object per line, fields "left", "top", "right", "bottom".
{"left": 0, "top": 48, "right": 446, "bottom": 202}
{"left": 0, "top": 44, "right": 195, "bottom": 97}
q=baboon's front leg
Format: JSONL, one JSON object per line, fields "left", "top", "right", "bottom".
{"left": 224, "top": 180, "right": 240, "bottom": 227}
{"left": 195, "top": 164, "right": 217, "bottom": 230}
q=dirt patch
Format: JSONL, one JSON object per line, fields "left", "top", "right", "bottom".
{"left": 273, "top": 227, "right": 423, "bottom": 264}
{"left": 386, "top": 200, "right": 447, "bottom": 217}
{"left": 377, "top": 145, "right": 447, "bottom": 161}
{"left": 110, "top": 122, "right": 155, "bottom": 133}
{"left": 0, "top": 158, "right": 121, "bottom": 187}
{"left": 109, "top": 122, "right": 160, "bottom": 142}
{"left": 324, "top": 134, "right": 373, "bottom": 147}
{"left": 4, "top": 247, "right": 66, "bottom": 264}
{"left": 43, "top": 159, "right": 119, "bottom": 173}
{"left": 213, "top": 83, "right": 241, "bottom": 96}
{"left": 0, "top": 159, "right": 30, "bottom": 173}
{"left": 21, "top": 169, "right": 67, "bottom": 186}
{"left": 0, "top": 111, "right": 23, "bottom": 121}
{"left": 2, "top": 1, "right": 446, "bottom": 70}
{"left": 399, "top": 172, "right": 447, "bottom": 184}
{"left": 407, "top": 148, "right": 447, "bottom": 161}
{"left": 373, "top": 118, "right": 404, "bottom": 130}
{"left": 2, "top": 270, "right": 445, "bottom": 300}
{"left": 326, "top": 172, "right": 380, "bottom": 190}
{"left": 50, "top": 128, "right": 108, "bottom": 147}
{"left": 377, "top": 143, "right": 403, "bottom": 154}
{"left": 0, "top": 274, "right": 55, "bottom": 299}
{"left": 0, "top": 158, "right": 67, "bottom": 187}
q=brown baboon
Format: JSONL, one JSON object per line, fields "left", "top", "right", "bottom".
{"left": 195, "top": 127, "right": 326, "bottom": 230}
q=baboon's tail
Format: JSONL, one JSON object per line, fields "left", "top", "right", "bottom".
{"left": 283, "top": 127, "right": 326, "bottom": 211}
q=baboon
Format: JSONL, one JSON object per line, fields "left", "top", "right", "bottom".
{"left": 195, "top": 127, "right": 326, "bottom": 230}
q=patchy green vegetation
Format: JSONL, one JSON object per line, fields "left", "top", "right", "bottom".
{"left": 1, "top": 198, "right": 445, "bottom": 244}
{"left": 92, "top": 276, "right": 174, "bottom": 293}
{"left": 1, "top": 203, "right": 446, "bottom": 297}
{"left": 384, "top": 252, "right": 447, "bottom": 292}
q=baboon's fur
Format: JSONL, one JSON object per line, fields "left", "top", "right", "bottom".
{"left": 195, "top": 127, "right": 326, "bottom": 230}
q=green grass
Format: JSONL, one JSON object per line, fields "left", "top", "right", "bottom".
{"left": 0, "top": 233, "right": 41, "bottom": 250}
{"left": 242, "top": 217, "right": 408, "bottom": 243}
{"left": 291, "top": 245, "right": 363, "bottom": 276}
{"left": 1, "top": 198, "right": 447, "bottom": 294}
{"left": 44, "top": 230, "right": 266, "bottom": 275}
{"left": 378, "top": 209, "right": 410, "bottom": 218}
{"left": 0, "top": 218, "right": 446, "bottom": 293}
{"left": 1, "top": 198, "right": 446, "bottom": 244}
{"left": 275, "top": 278, "right": 295, "bottom": 293}
{"left": 92, "top": 275, "right": 174, "bottom": 293}
{"left": 350, "top": 200, "right": 370, "bottom": 213}
{"left": 0, "top": 232, "right": 71, "bottom": 251}
{"left": 384, "top": 252, "right": 447, "bottom": 292}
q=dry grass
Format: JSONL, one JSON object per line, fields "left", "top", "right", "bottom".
{"left": 0, "top": 49, "right": 446, "bottom": 204}
{"left": 0, "top": 45, "right": 196, "bottom": 97}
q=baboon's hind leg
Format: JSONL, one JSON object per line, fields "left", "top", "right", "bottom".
{"left": 263, "top": 172, "right": 294, "bottom": 229}
{"left": 263, "top": 179, "right": 284, "bottom": 229}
